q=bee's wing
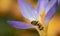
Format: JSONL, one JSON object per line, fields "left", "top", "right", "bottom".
{"left": 18, "top": 0, "right": 39, "bottom": 21}
{"left": 7, "top": 21, "right": 35, "bottom": 29}
{"left": 44, "top": 0, "right": 58, "bottom": 24}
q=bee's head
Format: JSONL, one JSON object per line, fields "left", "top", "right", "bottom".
{"left": 31, "top": 21, "right": 38, "bottom": 25}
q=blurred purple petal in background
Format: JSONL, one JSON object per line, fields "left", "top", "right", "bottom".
{"left": 44, "top": 0, "right": 58, "bottom": 24}
{"left": 7, "top": 21, "right": 35, "bottom": 29}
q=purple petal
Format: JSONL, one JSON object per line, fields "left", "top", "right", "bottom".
{"left": 46, "top": 0, "right": 58, "bottom": 13}
{"left": 7, "top": 21, "right": 35, "bottom": 29}
{"left": 18, "top": 0, "right": 39, "bottom": 21}
{"left": 44, "top": 0, "right": 58, "bottom": 24}
{"left": 36, "top": 0, "right": 49, "bottom": 14}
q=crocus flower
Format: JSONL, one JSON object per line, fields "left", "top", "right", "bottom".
{"left": 7, "top": 0, "right": 58, "bottom": 36}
